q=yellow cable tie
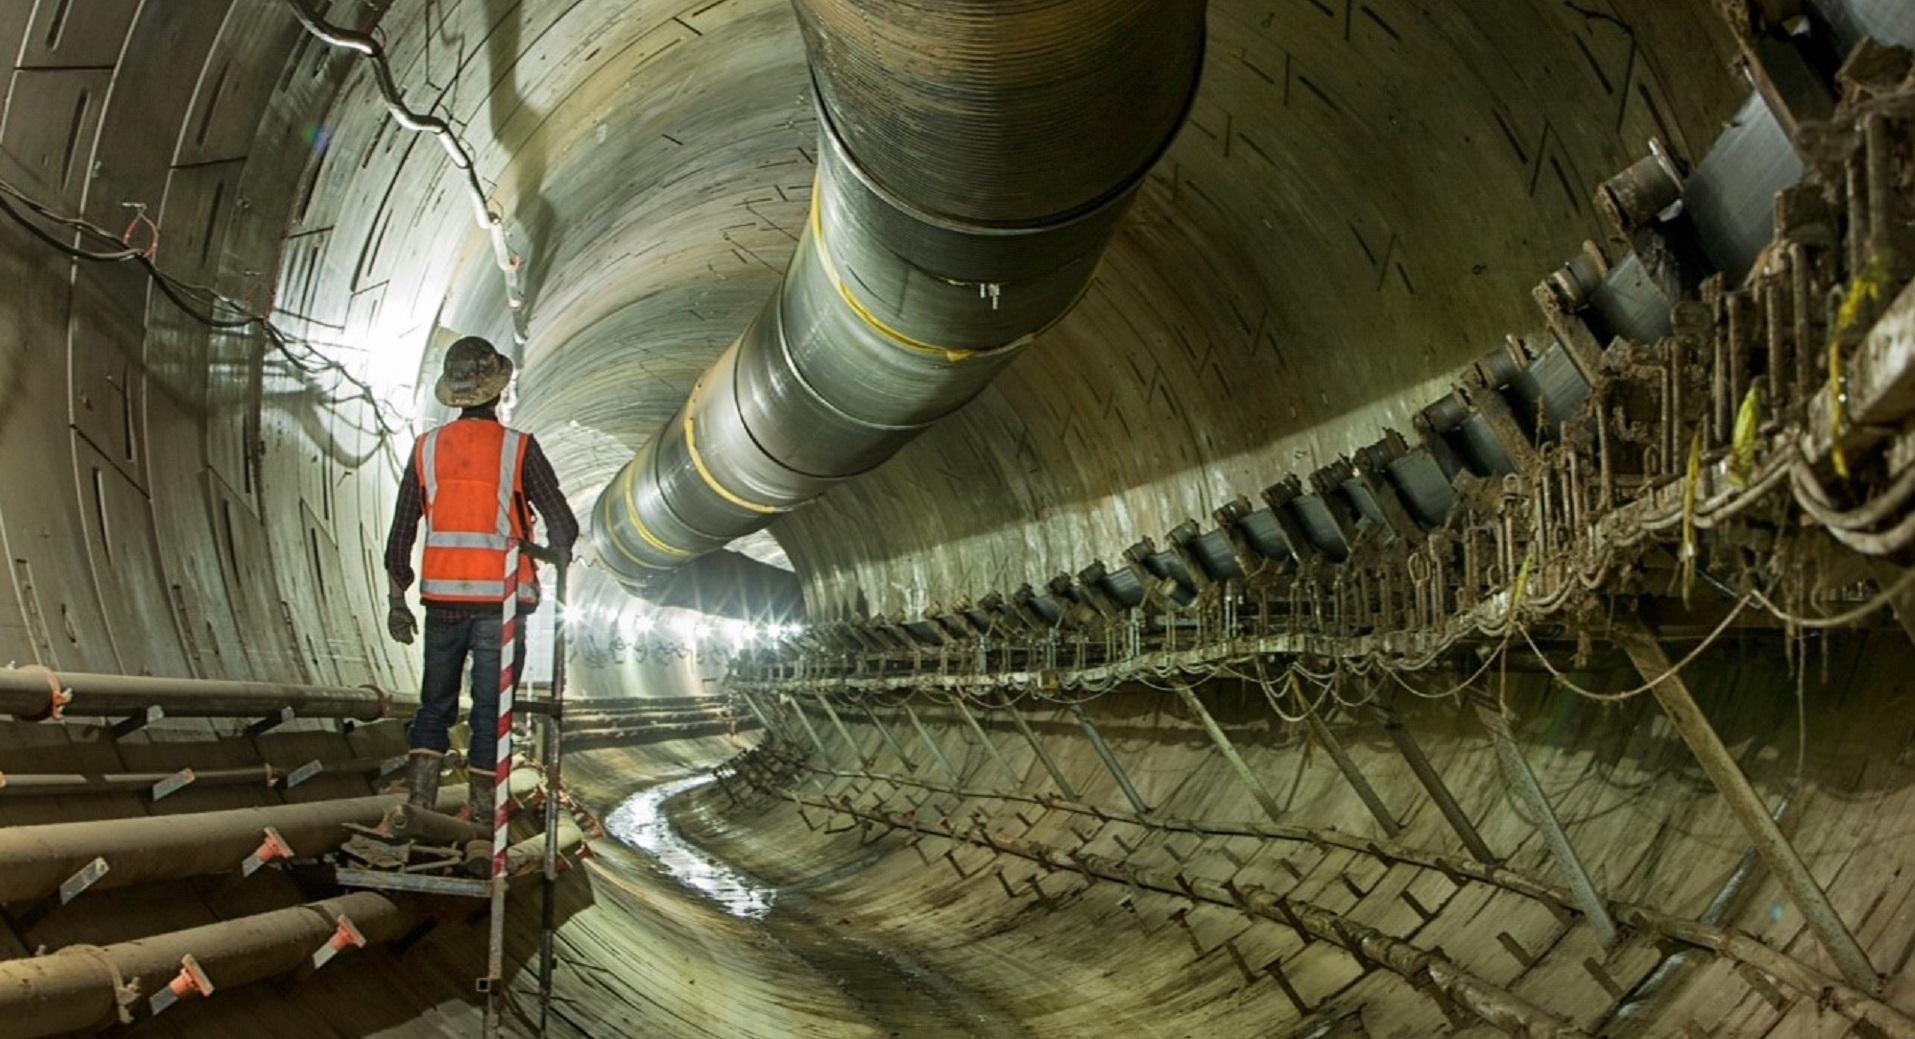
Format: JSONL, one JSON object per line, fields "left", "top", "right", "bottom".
{"left": 1730, "top": 383, "right": 1761, "bottom": 489}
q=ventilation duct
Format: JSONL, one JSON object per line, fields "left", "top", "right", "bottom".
{"left": 591, "top": 0, "right": 1208, "bottom": 593}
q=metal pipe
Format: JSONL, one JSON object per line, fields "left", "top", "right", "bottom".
{"left": 1285, "top": 693, "right": 1400, "bottom": 838}
{"left": 1002, "top": 701, "right": 1078, "bottom": 800}
{"left": 0, "top": 756, "right": 409, "bottom": 799}
{"left": 952, "top": 697, "right": 1020, "bottom": 787}
{"left": 902, "top": 702, "right": 960, "bottom": 782}
{"left": 0, "top": 891, "right": 412, "bottom": 1039}
{"left": 859, "top": 703, "right": 918, "bottom": 772}
{"left": 0, "top": 789, "right": 461, "bottom": 903}
{"left": 0, "top": 666, "right": 392, "bottom": 721}
{"left": 563, "top": 720, "right": 754, "bottom": 747}
{"left": 1070, "top": 704, "right": 1149, "bottom": 814}
{"left": 1375, "top": 706, "right": 1497, "bottom": 862}
{"left": 1617, "top": 621, "right": 1880, "bottom": 992}
{"left": 591, "top": 1, "right": 1206, "bottom": 588}
{"left": 1173, "top": 681, "right": 1287, "bottom": 825}
{"left": 563, "top": 708, "right": 739, "bottom": 730}
{"left": 814, "top": 695, "right": 875, "bottom": 770}
{"left": 1472, "top": 700, "right": 1618, "bottom": 947}
{"left": 1605, "top": 787, "right": 1796, "bottom": 1035}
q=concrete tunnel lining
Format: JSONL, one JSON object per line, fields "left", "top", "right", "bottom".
{"left": 5, "top": 0, "right": 1915, "bottom": 1036}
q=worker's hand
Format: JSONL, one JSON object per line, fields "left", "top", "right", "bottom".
{"left": 522, "top": 542, "right": 564, "bottom": 565}
{"left": 387, "top": 596, "right": 417, "bottom": 644}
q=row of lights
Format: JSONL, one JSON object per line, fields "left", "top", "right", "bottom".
{"left": 564, "top": 604, "right": 804, "bottom": 649}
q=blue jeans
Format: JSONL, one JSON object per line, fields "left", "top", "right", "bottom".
{"left": 410, "top": 610, "right": 524, "bottom": 770}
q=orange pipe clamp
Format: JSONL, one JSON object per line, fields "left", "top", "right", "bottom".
{"left": 147, "top": 954, "right": 215, "bottom": 1016}
{"left": 240, "top": 827, "right": 295, "bottom": 878}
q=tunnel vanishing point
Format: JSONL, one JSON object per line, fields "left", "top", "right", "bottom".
{"left": 7, "top": 0, "right": 1915, "bottom": 1036}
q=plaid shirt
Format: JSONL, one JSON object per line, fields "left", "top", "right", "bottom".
{"left": 384, "top": 407, "right": 578, "bottom": 610}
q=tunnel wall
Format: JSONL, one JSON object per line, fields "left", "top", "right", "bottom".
{"left": 707, "top": 634, "right": 1915, "bottom": 1035}
{"left": 0, "top": 1, "right": 412, "bottom": 692}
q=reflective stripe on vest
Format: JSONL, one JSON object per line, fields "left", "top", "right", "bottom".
{"left": 417, "top": 422, "right": 530, "bottom": 604}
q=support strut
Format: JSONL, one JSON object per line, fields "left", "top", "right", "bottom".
{"left": 1472, "top": 699, "right": 1617, "bottom": 947}
{"left": 1618, "top": 620, "right": 1879, "bottom": 992}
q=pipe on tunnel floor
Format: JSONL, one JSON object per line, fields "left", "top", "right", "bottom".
{"left": 0, "top": 667, "right": 394, "bottom": 722}
{"left": 590, "top": 0, "right": 1207, "bottom": 588}
{"left": 0, "top": 756, "right": 411, "bottom": 799}
{"left": 0, "top": 790, "right": 462, "bottom": 904}
{"left": 0, "top": 891, "right": 413, "bottom": 1039}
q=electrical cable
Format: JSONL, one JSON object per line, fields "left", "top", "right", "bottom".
{"left": 0, "top": 174, "right": 409, "bottom": 445}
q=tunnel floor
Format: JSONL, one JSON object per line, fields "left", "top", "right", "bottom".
{"left": 598, "top": 771, "right": 1032, "bottom": 1038}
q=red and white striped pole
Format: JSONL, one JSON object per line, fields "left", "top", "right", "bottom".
{"left": 483, "top": 541, "right": 519, "bottom": 1036}
{"left": 493, "top": 542, "right": 519, "bottom": 879}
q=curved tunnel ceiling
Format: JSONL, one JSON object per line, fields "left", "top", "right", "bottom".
{"left": 272, "top": 0, "right": 1743, "bottom": 624}
{"left": 10, "top": 2, "right": 1915, "bottom": 1038}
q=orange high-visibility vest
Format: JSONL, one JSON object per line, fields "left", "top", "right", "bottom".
{"left": 415, "top": 420, "right": 539, "bottom": 607}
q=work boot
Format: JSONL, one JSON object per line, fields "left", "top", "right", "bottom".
{"left": 467, "top": 772, "right": 499, "bottom": 826}
{"left": 386, "top": 750, "right": 443, "bottom": 839}
{"left": 404, "top": 750, "right": 443, "bottom": 809}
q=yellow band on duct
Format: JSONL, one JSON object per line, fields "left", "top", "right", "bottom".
{"left": 618, "top": 463, "right": 694, "bottom": 559}
{"left": 808, "top": 176, "right": 978, "bottom": 365}
{"left": 683, "top": 394, "right": 786, "bottom": 516}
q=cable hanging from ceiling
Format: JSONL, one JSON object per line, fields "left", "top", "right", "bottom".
{"left": 281, "top": 0, "right": 530, "bottom": 348}
{"left": 0, "top": 174, "right": 407, "bottom": 445}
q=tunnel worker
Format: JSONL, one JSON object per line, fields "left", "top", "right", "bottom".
{"left": 383, "top": 336, "right": 578, "bottom": 822}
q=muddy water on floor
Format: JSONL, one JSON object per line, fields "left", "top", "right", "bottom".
{"left": 606, "top": 775, "right": 1034, "bottom": 1038}
{"left": 606, "top": 775, "right": 777, "bottom": 919}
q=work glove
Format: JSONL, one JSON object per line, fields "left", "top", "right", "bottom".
{"left": 388, "top": 595, "right": 417, "bottom": 644}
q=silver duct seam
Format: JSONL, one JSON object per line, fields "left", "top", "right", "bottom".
{"left": 592, "top": 0, "right": 1208, "bottom": 592}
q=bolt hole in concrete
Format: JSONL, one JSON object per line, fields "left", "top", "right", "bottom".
{"left": 606, "top": 774, "right": 1035, "bottom": 1037}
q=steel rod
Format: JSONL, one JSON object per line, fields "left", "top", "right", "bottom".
{"left": 1618, "top": 621, "right": 1880, "bottom": 992}
{"left": 1002, "top": 701, "right": 1078, "bottom": 800}
{"left": 1284, "top": 692, "right": 1400, "bottom": 837}
{"left": 1472, "top": 700, "right": 1617, "bottom": 947}
{"left": 1070, "top": 704, "right": 1149, "bottom": 814}
{"left": 0, "top": 666, "right": 392, "bottom": 721}
{"left": 952, "top": 697, "right": 1021, "bottom": 786}
{"left": 1173, "top": 681, "right": 1286, "bottom": 824}
{"left": 814, "top": 694, "right": 875, "bottom": 769}
{"left": 902, "top": 702, "right": 961, "bottom": 782}
{"left": 735, "top": 691, "right": 779, "bottom": 735}
{"left": 1375, "top": 707, "right": 1498, "bottom": 863}
{"left": 786, "top": 695, "right": 835, "bottom": 759}
{"left": 859, "top": 703, "right": 918, "bottom": 772}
